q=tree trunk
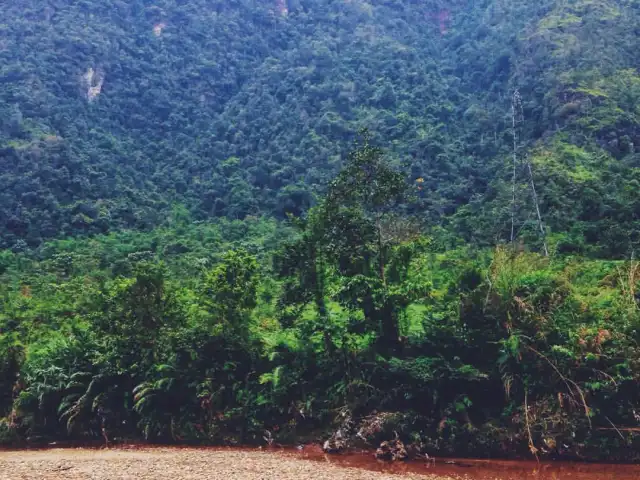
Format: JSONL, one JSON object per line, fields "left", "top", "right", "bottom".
{"left": 376, "top": 215, "right": 386, "bottom": 286}
{"left": 378, "top": 299, "right": 399, "bottom": 354}
{"left": 311, "top": 247, "right": 332, "bottom": 353}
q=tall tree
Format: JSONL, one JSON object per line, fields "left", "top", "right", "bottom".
{"left": 280, "top": 133, "right": 429, "bottom": 352}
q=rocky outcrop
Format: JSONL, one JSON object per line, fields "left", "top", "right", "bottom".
{"left": 322, "top": 428, "right": 348, "bottom": 453}
{"left": 82, "top": 68, "right": 105, "bottom": 102}
{"left": 375, "top": 438, "right": 408, "bottom": 461}
{"left": 275, "top": 0, "right": 288, "bottom": 17}
{"left": 153, "top": 23, "right": 166, "bottom": 37}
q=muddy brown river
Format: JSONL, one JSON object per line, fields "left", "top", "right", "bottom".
{"left": 1, "top": 446, "right": 640, "bottom": 479}
{"left": 303, "top": 449, "right": 640, "bottom": 480}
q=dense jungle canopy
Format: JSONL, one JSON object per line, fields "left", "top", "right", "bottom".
{"left": 1, "top": 0, "right": 640, "bottom": 462}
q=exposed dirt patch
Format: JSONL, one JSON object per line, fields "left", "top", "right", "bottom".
{"left": 0, "top": 447, "right": 456, "bottom": 480}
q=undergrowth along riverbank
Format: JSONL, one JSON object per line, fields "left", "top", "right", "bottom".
{"left": 2, "top": 141, "right": 640, "bottom": 462}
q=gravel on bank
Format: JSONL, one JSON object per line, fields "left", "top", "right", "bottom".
{"left": 0, "top": 447, "right": 461, "bottom": 480}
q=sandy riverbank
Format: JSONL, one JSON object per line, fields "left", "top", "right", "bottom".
{"left": 0, "top": 447, "right": 457, "bottom": 480}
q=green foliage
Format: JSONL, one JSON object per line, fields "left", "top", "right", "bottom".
{"left": 1, "top": 0, "right": 640, "bottom": 462}
{"left": 201, "top": 249, "right": 259, "bottom": 334}
{"left": 1, "top": 182, "right": 640, "bottom": 459}
{"left": 0, "top": 0, "right": 637, "bottom": 257}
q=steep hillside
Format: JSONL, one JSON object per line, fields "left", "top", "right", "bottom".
{"left": 0, "top": 0, "right": 639, "bottom": 255}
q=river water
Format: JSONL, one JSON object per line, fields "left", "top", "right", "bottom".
{"left": 294, "top": 447, "right": 640, "bottom": 479}
{"left": 8, "top": 443, "right": 640, "bottom": 479}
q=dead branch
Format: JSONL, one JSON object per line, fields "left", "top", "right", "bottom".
{"left": 526, "top": 345, "right": 591, "bottom": 428}
{"left": 524, "top": 389, "right": 539, "bottom": 463}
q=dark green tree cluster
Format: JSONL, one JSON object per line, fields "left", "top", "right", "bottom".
{"left": 1, "top": 0, "right": 638, "bottom": 257}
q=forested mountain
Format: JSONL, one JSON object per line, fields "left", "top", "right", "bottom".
{"left": 1, "top": 0, "right": 638, "bottom": 254}
{"left": 2, "top": 0, "right": 640, "bottom": 462}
